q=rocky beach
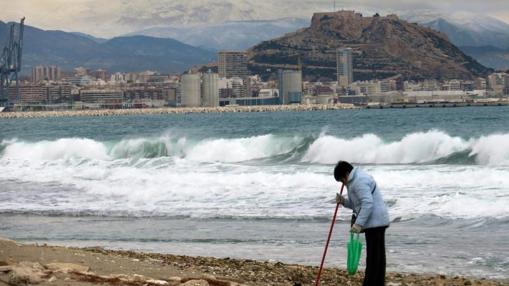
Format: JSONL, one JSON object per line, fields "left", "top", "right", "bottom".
{"left": 0, "top": 238, "right": 507, "bottom": 286}
{"left": 1, "top": 107, "right": 509, "bottom": 284}
{"left": 0, "top": 104, "right": 356, "bottom": 119}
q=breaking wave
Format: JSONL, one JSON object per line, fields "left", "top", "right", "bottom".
{"left": 1, "top": 130, "right": 508, "bottom": 165}
{"left": 301, "top": 130, "right": 509, "bottom": 165}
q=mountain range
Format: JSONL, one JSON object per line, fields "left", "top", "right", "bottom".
{"left": 5, "top": 1, "right": 508, "bottom": 68}
{"left": 401, "top": 11, "right": 509, "bottom": 69}
{"left": 0, "top": 21, "right": 215, "bottom": 75}
{"left": 127, "top": 18, "right": 309, "bottom": 51}
{"left": 124, "top": 9, "right": 509, "bottom": 69}
{"left": 402, "top": 11, "right": 509, "bottom": 49}
{"left": 1, "top": 7, "right": 505, "bottom": 77}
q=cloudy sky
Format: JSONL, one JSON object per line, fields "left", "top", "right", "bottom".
{"left": 2, "top": 0, "right": 509, "bottom": 38}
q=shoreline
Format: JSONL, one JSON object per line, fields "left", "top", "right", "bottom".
{"left": 0, "top": 104, "right": 356, "bottom": 119}
{"left": 1, "top": 101, "right": 508, "bottom": 119}
{"left": 0, "top": 238, "right": 506, "bottom": 286}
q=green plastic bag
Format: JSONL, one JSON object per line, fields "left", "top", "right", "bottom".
{"left": 347, "top": 232, "right": 363, "bottom": 275}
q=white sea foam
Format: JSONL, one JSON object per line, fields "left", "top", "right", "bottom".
{"left": 1, "top": 131, "right": 508, "bottom": 220}
{"left": 301, "top": 130, "right": 470, "bottom": 164}
{"left": 370, "top": 166, "right": 509, "bottom": 219}
{"left": 0, "top": 155, "right": 508, "bottom": 220}
{"left": 1, "top": 134, "right": 305, "bottom": 163}
{"left": 1, "top": 138, "right": 110, "bottom": 161}
{"left": 469, "top": 134, "right": 509, "bottom": 165}
{"left": 2, "top": 131, "right": 508, "bottom": 165}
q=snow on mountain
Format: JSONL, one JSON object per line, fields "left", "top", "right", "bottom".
{"left": 126, "top": 6, "right": 509, "bottom": 52}
{"left": 127, "top": 18, "right": 309, "bottom": 51}
{"left": 443, "top": 12, "right": 509, "bottom": 33}
{"left": 401, "top": 11, "right": 509, "bottom": 49}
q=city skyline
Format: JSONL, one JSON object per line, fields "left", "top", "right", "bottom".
{"left": 2, "top": 0, "right": 509, "bottom": 38}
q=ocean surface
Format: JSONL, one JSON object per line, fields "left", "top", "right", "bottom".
{"left": 0, "top": 107, "right": 508, "bottom": 278}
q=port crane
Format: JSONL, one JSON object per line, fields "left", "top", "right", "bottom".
{"left": 0, "top": 17, "right": 25, "bottom": 110}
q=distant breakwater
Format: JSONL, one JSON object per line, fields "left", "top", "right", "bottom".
{"left": 0, "top": 104, "right": 356, "bottom": 119}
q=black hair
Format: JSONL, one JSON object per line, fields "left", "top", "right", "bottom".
{"left": 334, "top": 161, "right": 353, "bottom": 182}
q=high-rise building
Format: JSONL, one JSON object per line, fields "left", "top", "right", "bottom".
{"left": 32, "top": 65, "right": 62, "bottom": 83}
{"left": 201, "top": 71, "right": 219, "bottom": 107}
{"left": 218, "top": 51, "right": 249, "bottom": 78}
{"left": 337, "top": 48, "right": 353, "bottom": 88}
{"left": 278, "top": 70, "right": 302, "bottom": 105}
{"left": 181, "top": 73, "right": 201, "bottom": 107}
{"left": 93, "top": 69, "right": 108, "bottom": 81}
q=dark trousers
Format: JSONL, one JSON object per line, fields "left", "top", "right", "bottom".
{"left": 363, "top": 226, "right": 387, "bottom": 286}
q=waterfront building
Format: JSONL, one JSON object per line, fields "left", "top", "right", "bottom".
{"left": 80, "top": 89, "right": 123, "bottom": 108}
{"left": 258, "top": 89, "right": 279, "bottom": 98}
{"left": 278, "top": 69, "right": 302, "bottom": 104}
{"left": 165, "top": 88, "right": 178, "bottom": 107}
{"left": 47, "top": 85, "right": 73, "bottom": 104}
{"left": 442, "top": 79, "right": 462, "bottom": 91}
{"left": 403, "top": 81, "right": 423, "bottom": 91}
{"left": 8, "top": 84, "right": 46, "bottom": 104}
{"left": 336, "top": 48, "right": 353, "bottom": 88}
{"left": 404, "top": 90, "right": 468, "bottom": 103}
{"left": 231, "top": 77, "right": 247, "bottom": 98}
{"left": 181, "top": 73, "right": 201, "bottom": 107}
{"left": 219, "top": 97, "right": 279, "bottom": 106}
{"left": 219, "top": 87, "right": 233, "bottom": 99}
{"left": 422, "top": 79, "right": 440, "bottom": 91}
{"left": 201, "top": 71, "right": 219, "bottom": 107}
{"left": 487, "top": 73, "right": 508, "bottom": 95}
{"left": 123, "top": 86, "right": 166, "bottom": 108}
{"left": 7, "top": 84, "right": 72, "bottom": 106}
{"left": 337, "top": 95, "right": 369, "bottom": 105}
{"left": 350, "top": 80, "right": 381, "bottom": 95}
{"left": 475, "top": 78, "right": 487, "bottom": 90}
{"left": 218, "top": 51, "right": 249, "bottom": 78}
{"left": 380, "top": 79, "right": 397, "bottom": 92}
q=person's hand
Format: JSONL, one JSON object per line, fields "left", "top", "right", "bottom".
{"left": 335, "top": 193, "right": 345, "bottom": 205}
{"left": 351, "top": 224, "right": 362, "bottom": 233}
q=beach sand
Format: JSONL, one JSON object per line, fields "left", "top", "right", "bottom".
{"left": 0, "top": 238, "right": 506, "bottom": 286}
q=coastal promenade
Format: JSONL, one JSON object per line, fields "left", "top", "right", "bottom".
{"left": 0, "top": 104, "right": 356, "bottom": 119}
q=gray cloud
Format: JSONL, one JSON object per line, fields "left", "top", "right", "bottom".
{"left": 1, "top": 0, "right": 508, "bottom": 37}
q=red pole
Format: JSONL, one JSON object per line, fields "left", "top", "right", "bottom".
{"left": 315, "top": 183, "right": 345, "bottom": 286}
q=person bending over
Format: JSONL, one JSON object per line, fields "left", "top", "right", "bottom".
{"left": 334, "top": 161, "right": 390, "bottom": 286}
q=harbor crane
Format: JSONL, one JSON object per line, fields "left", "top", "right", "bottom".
{"left": 0, "top": 17, "right": 25, "bottom": 110}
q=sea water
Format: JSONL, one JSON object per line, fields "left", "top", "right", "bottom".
{"left": 0, "top": 107, "right": 508, "bottom": 278}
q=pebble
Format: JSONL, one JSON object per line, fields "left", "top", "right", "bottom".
{"left": 0, "top": 104, "right": 357, "bottom": 119}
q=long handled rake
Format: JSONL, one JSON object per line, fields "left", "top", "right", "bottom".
{"left": 314, "top": 183, "right": 345, "bottom": 286}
